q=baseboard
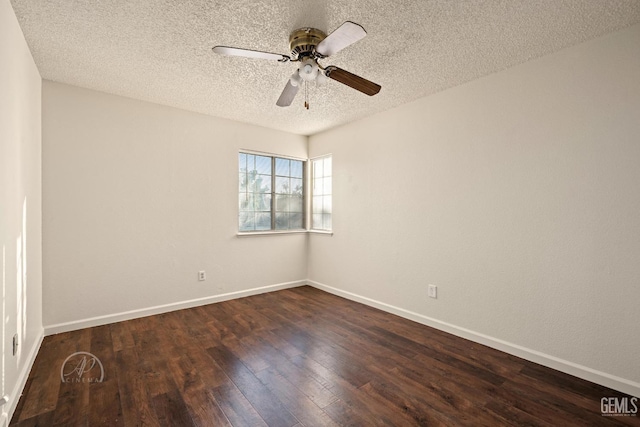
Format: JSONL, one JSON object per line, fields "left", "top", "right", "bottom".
{"left": 307, "top": 280, "right": 640, "bottom": 398}
{"left": 4, "top": 328, "right": 44, "bottom": 423}
{"left": 45, "top": 280, "right": 306, "bottom": 335}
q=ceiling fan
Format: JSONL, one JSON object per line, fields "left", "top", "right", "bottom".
{"left": 212, "top": 21, "right": 381, "bottom": 108}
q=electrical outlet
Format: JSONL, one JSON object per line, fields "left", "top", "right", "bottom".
{"left": 12, "top": 334, "right": 18, "bottom": 356}
{"left": 198, "top": 271, "right": 206, "bottom": 281}
{"left": 428, "top": 285, "right": 437, "bottom": 299}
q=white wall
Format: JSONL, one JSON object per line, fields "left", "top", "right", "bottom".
{"left": 42, "top": 82, "right": 308, "bottom": 330}
{"left": 27, "top": 10, "right": 640, "bottom": 399}
{"left": 308, "top": 23, "right": 640, "bottom": 396}
{"left": 0, "top": 0, "right": 43, "bottom": 422}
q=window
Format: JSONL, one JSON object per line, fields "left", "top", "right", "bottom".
{"left": 239, "top": 152, "right": 305, "bottom": 232}
{"left": 311, "top": 155, "right": 332, "bottom": 231}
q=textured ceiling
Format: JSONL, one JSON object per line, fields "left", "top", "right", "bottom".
{"left": 10, "top": 0, "right": 640, "bottom": 136}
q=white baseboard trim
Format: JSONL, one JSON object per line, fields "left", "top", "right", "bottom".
{"left": 44, "top": 280, "right": 306, "bottom": 335}
{"left": 307, "top": 280, "right": 640, "bottom": 398}
{"left": 4, "top": 329, "right": 44, "bottom": 423}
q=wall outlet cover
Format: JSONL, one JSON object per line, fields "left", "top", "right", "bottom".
{"left": 12, "top": 334, "right": 18, "bottom": 356}
{"left": 428, "top": 285, "right": 437, "bottom": 299}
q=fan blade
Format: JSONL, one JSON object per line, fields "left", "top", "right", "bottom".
{"left": 325, "top": 66, "right": 381, "bottom": 96}
{"left": 316, "top": 21, "right": 367, "bottom": 57}
{"left": 212, "top": 46, "right": 290, "bottom": 62}
{"left": 276, "top": 81, "right": 300, "bottom": 107}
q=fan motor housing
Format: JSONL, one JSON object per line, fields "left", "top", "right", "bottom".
{"left": 289, "top": 28, "right": 326, "bottom": 58}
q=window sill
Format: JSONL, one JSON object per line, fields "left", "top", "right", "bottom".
{"left": 308, "top": 230, "right": 333, "bottom": 236}
{"left": 236, "top": 230, "right": 308, "bottom": 237}
{"left": 236, "top": 229, "right": 333, "bottom": 237}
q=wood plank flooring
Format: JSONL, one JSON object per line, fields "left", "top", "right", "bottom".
{"left": 10, "top": 286, "right": 639, "bottom": 426}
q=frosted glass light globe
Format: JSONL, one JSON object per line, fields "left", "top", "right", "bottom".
{"left": 299, "top": 58, "right": 318, "bottom": 82}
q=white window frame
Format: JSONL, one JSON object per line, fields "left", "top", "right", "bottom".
{"left": 238, "top": 150, "right": 307, "bottom": 235}
{"left": 310, "top": 154, "right": 332, "bottom": 233}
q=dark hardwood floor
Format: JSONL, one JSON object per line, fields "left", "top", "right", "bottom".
{"left": 10, "top": 286, "right": 639, "bottom": 426}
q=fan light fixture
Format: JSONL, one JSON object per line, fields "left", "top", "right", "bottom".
{"left": 290, "top": 70, "right": 302, "bottom": 87}
{"left": 299, "top": 58, "right": 319, "bottom": 82}
{"left": 212, "top": 21, "right": 381, "bottom": 109}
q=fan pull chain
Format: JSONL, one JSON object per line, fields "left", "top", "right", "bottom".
{"left": 304, "top": 81, "right": 309, "bottom": 110}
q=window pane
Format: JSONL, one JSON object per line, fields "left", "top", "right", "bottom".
{"left": 276, "top": 212, "right": 304, "bottom": 230}
{"left": 313, "top": 196, "right": 323, "bottom": 213}
{"left": 250, "top": 174, "right": 271, "bottom": 193}
{"left": 254, "top": 193, "right": 271, "bottom": 212}
{"left": 275, "top": 212, "right": 288, "bottom": 229}
{"left": 312, "top": 195, "right": 331, "bottom": 215}
{"left": 323, "top": 156, "right": 332, "bottom": 175}
{"left": 289, "top": 195, "right": 303, "bottom": 212}
{"left": 239, "top": 153, "right": 248, "bottom": 172}
{"left": 323, "top": 196, "right": 332, "bottom": 213}
{"left": 290, "top": 160, "right": 303, "bottom": 178}
{"left": 239, "top": 173, "right": 247, "bottom": 192}
{"left": 275, "top": 194, "right": 289, "bottom": 212}
{"left": 290, "top": 178, "right": 303, "bottom": 195}
{"left": 275, "top": 158, "right": 290, "bottom": 176}
{"left": 261, "top": 175, "right": 273, "bottom": 193}
{"left": 313, "top": 178, "right": 323, "bottom": 195}
{"left": 275, "top": 176, "right": 290, "bottom": 194}
{"left": 239, "top": 193, "right": 253, "bottom": 211}
{"left": 256, "top": 213, "right": 271, "bottom": 230}
{"left": 275, "top": 195, "right": 303, "bottom": 213}
{"left": 323, "top": 177, "right": 332, "bottom": 195}
{"left": 255, "top": 156, "right": 271, "bottom": 174}
{"left": 311, "top": 155, "right": 331, "bottom": 231}
{"left": 245, "top": 154, "right": 255, "bottom": 172}
{"left": 289, "top": 212, "right": 303, "bottom": 229}
{"left": 313, "top": 159, "right": 323, "bottom": 178}
{"left": 312, "top": 214, "right": 322, "bottom": 229}
{"left": 323, "top": 213, "right": 332, "bottom": 230}
{"left": 239, "top": 212, "right": 255, "bottom": 231}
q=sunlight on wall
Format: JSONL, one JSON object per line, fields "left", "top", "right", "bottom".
{"left": 0, "top": 200, "right": 27, "bottom": 421}
{"left": 2, "top": 245, "right": 6, "bottom": 404}
{"left": 21, "top": 199, "right": 27, "bottom": 352}
{"left": 15, "top": 232, "right": 21, "bottom": 363}
{"left": 0, "top": 198, "right": 30, "bottom": 417}
{"left": 14, "top": 199, "right": 27, "bottom": 362}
